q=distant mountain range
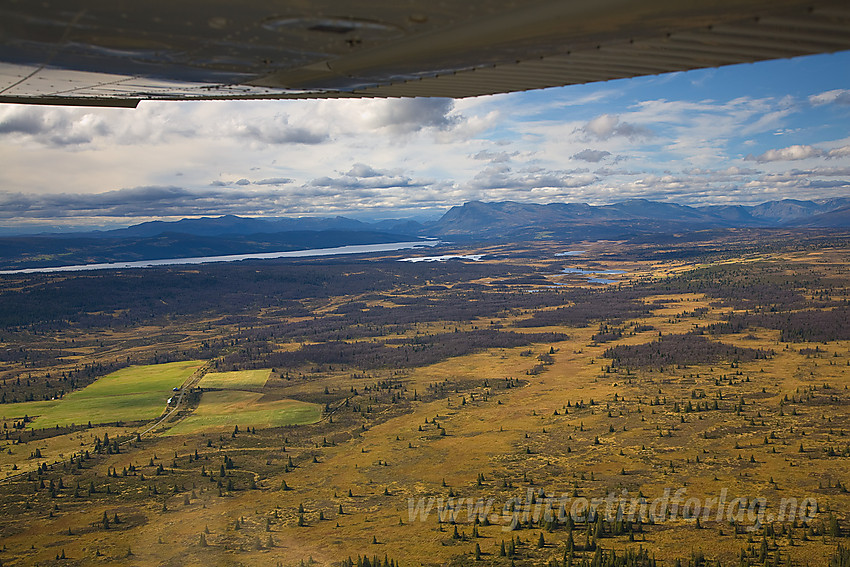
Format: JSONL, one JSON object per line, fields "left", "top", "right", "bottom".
{"left": 26, "top": 197, "right": 850, "bottom": 239}
{"left": 426, "top": 197, "right": 850, "bottom": 238}
{"left": 2, "top": 197, "right": 849, "bottom": 269}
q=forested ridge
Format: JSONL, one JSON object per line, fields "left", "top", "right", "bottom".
{"left": 221, "top": 329, "right": 569, "bottom": 371}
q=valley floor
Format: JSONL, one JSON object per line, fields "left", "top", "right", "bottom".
{"left": 0, "top": 232, "right": 848, "bottom": 566}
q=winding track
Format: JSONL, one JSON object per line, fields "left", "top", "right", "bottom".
{"left": 137, "top": 361, "right": 213, "bottom": 438}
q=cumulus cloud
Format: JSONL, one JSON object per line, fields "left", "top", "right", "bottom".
{"left": 572, "top": 149, "right": 612, "bottom": 162}
{"left": 827, "top": 145, "right": 850, "bottom": 159}
{"left": 308, "top": 164, "right": 431, "bottom": 191}
{"left": 307, "top": 97, "right": 494, "bottom": 143}
{"left": 467, "top": 165, "right": 597, "bottom": 191}
{"left": 228, "top": 113, "right": 328, "bottom": 145}
{"left": 0, "top": 106, "right": 112, "bottom": 146}
{"left": 360, "top": 98, "right": 459, "bottom": 135}
{"left": 770, "top": 166, "right": 850, "bottom": 178}
{"left": 719, "top": 166, "right": 759, "bottom": 175}
{"left": 809, "top": 89, "right": 850, "bottom": 106}
{"left": 472, "top": 150, "right": 517, "bottom": 163}
{"left": 302, "top": 97, "right": 494, "bottom": 144}
{"left": 577, "top": 114, "right": 652, "bottom": 141}
{"left": 683, "top": 166, "right": 760, "bottom": 176}
{"left": 0, "top": 185, "right": 305, "bottom": 221}
{"left": 0, "top": 108, "right": 54, "bottom": 136}
{"left": 745, "top": 143, "right": 850, "bottom": 163}
{"left": 0, "top": 102, "right": 332, "bottom": 148}
{"left": 254, "top": 177, "right": 293, "bottom": 185}
{"left": 212, "top": 177, "right": 294, "bottom": 187}
{"left": 747, "top": 173, "right": 850, "bottom": 190}
{"left": 747, "top": 144, "right": 825, "bottom": 162}
{"left": 308, "top": 175, "right": 422, "bottom": 190}
{"left": 594, "top": 167, "right": 639, "bottom": 176}
{"left": 345, "top": 163, "right": 383, "bottom": 178}
{"left": 0, "top": 186, "right": 211, "bottom": 218}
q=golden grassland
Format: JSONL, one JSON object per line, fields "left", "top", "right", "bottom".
{"left": 0, "top": 243, "right": 848, "bottom": 566}
{"left": 0, "top": 425, "right": 134, "bottom": 481}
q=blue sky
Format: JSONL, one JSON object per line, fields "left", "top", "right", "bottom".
{"left": 0, "top": 51, "right": 848, "bottom": 231}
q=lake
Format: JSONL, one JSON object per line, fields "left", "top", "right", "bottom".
{"left": 399, "top": 253, "right": 484, "bottom": 263}
{"left": 0, "top": 240, "right": 441, "bottom": 275}
{"left": 560, "top": 267, "right": 627, "bottom": 275}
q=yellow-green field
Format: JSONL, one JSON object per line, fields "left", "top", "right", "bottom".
{"left": 165, "top": 390, "right": 320, "bottom": 435}
{"left": 2, "top": 360, "right": 202, "bottom": 429}
{"left": 0, "top": 399, "right": 60, "bottom": 422}
{"left": 197, "top": 369, "right": 271, "bottom": 390}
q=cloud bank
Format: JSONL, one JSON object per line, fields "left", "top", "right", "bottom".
{"left": 1, "top": 55, "right": 849, "bottom": 229}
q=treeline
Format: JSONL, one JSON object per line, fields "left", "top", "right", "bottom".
{"left": 0, "top": 263, "right": 399, "bottom": 329}
{"left": 339, "top": 555, "right": 400, "bottom": 567}
{"left": 0, "top": 359, "right": 131, "bottom": 404}
{"left": 338, "top": 292, "right": 564, "bottom": 326}
{"left": 0, "top": 260, "right": 559, "bottom": 331}
{"left": 705, "top": 305, "right": 850, "bottom": 343}
{"left": 0, "top": 346, "right": 211, "bottom": 404}
{"left": 639, "top": 262, "right": 826, "bottom": 311}
{"left": 603, "top": 229, "right": 850, "bottom": 263}
{"left": 222, "top": 330, "right": 568, "bottom": 371}
{"left": 516, "top": 292, "right": 652, "bottom": 328}
{"left": 604, "top": 333, "right": 774, "bottom": 370}
{"left": 180, "top": 289, "right": 570, "bottom": 349}
{"left": 269, "top": 292, "right": 567, "bottom": 342}
{"left": 0, "top": 344, "right": 73, "bottom": 366}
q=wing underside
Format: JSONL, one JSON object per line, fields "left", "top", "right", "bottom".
{"left": 1, "top": 0, "right": 849, "bottom": 106}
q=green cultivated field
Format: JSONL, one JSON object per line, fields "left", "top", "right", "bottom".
{"left": 197, "top": 369, "right": 271, "bottom": 390}
{"left": 4, "top": 360, "right": 203, "bottom": 429}
{"left": 165, "top": 390, "right": 321, "bottom": 435}
{"left": 0, "top": 399, "right": 60, "bottom": 422}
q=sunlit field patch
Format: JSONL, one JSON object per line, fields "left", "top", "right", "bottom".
{"left": 197, "top": 369, "right": 272, "bottom": 390}
{"left": 166, "top": 390, "right": 321, "bottom": 435}
{"left": 5, "top": 360, "right": 203, "bottom": 429}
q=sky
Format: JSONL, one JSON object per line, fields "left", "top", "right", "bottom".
{"left": 0, "top": 51, "right": 849, "bottom": 232}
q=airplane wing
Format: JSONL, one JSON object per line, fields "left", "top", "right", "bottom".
{"left": 1, "top": 0, "right": 849, "bottom": 107}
